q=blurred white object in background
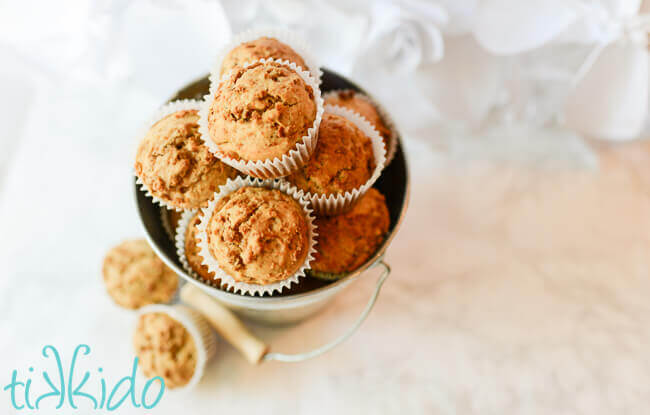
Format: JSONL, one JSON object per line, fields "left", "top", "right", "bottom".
{"left": 350, "top": 0, "right": 449, "bottom": 131}
{"left": 472, "top": 0, "right": 650, "bottom": 141}
{"left": 565, "top": 40, "right": 648, "bottom": 141}
{"left": 354, "top": 0, "right": 447, "bottom": 73}
{"left": 563, "top": 1, "right": 649, "bottom": 140}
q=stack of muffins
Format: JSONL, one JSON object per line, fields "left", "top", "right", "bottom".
{"left": 134, "top": 29, "right": 396, "bottom": 297}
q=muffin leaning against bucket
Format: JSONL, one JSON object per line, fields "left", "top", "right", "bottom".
{"left": 102, "top": 239, "right": 178, "bottom": 309}
{"left": 308, "top": 188, "right": 390, "bottom": 281}
{"left": 134, "top": 305, "right": 216, "bottom": 390}
{"left": 135, "top": 100, "right": 239, "bottom": 211}
{"left": 196, "top": 177, "right": 317, "bottom": 296}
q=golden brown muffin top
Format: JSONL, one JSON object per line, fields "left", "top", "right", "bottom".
{"left": 219, "top": 37, "right": 308, "bottom": 77}
{"left": 135, "top": 109, "right": 239, "bottom": 210}
{"left": 102, "top": 239, "right": 178, "bottom": 309}
{"left": 206, "top": 187, "right": 309, "bottom": 285}
{"left": 324, "top": 90, "right": 391, "bottom": 143}
{"left": 133, "top": 312, "right": 197, "bottom": 389}
{"left": 286, "top": 113, "right": 375, "bottom": 194}
{"left": 184, "top": 213, "right": 215, "bottom": 283}
{"left": 311, "top": 188, "right": 390, "bottom": 274}
{"left": 207, "top": 62, "right": 317, "bottom": 162}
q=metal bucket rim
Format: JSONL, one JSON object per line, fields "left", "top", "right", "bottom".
{"left": 135, "top": 69, "right": 410, "bottom": 309}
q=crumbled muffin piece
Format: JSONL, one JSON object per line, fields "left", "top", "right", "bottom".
{"left": 220, "top": 37, "right": 308, "bottom": 77}
{"left": 135, "top": 109, "right": 238, "bottom": 210}
{"left": 134, "top": 312, "right": 197, "bottom": 389}
{"left": 102, "top": 239, "right": 178, "bottom": 309}
{"left": 286, "top": 113, "right": 375, "bottom": 194}
{"left": 311, "top": 189, "right": 389, "bottom": 274}
{"left": 184, "top": 213, "right": 216, "bottom": 283}
{"left": 205, "top": 187, "right": 309, "bottom": 285}
{"left": 207, "top": 62, "right": 316, "bottom": 162}
{"left": 324, "top": 90, "right": 391, "bottom": 148}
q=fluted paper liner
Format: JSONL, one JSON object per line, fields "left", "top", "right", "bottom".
{"left": 290, "top": 104, "right": 387, "bottom": 216}
{"left": 199, "top": 58, "right": 324, "bottom": 179}
{"left": 196, "top": 176, "right": 318, "bottom": 296}
{"left": 135, "top": 304, "right": 216, "bottom": 391}
{"left": 211, "top": 27, "right": 322, "bottom": 83}
{"left": 135, "top": 99, "right": 204, "bottom": 212}
{"left": 175, "top": 210, "right": 222, "bottom": 290}
{"left": 323, "top": 89, "right": 398, "bottom": 166}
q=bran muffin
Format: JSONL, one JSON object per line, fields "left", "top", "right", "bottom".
{"left": 135, "top": 109, "right": 239, "bottom": 210}
{"left": 204, "top": 186, "right": 310, "bottom": 285}
{"left": 207, "top": 61, "right": 317, "bottom": 162}
{"left": 102, "top": 239, "right": 178, "bottom": 309}
{"left": 286, "top": 112, "right": 375, "bottom": 195}
{"left": 324, "top": 90, "right": 391, "bottom": 150}
{"left": 134, "top": 312, "right": 197, "bottom": 389}
{"left": 219, "top": 37, "right": 308, "bottom": 78}
{"left": 310, "top": 188, "right": 390, "bottom": 277}
{"left": 183, "top": 213, "right": 215, "bottom": 283}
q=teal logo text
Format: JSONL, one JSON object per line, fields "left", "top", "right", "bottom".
{"left": 3, "top": 344, "right": 165, "bottom": 411}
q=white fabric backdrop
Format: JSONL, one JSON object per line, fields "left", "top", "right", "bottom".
{"left": 1, "top": 1, "right": 650, "bottom": 414}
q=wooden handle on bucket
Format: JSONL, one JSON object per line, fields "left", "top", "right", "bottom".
{"left": 180, "top": 284, "right": 268, "bottom": 365}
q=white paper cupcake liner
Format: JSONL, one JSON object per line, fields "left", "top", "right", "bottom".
{"left": 135, "top": 304, "right": 216, "bottom": 391}
{"left": 175, "top": 210, "right": 222, "bottom": 290}
{"left": 135, "top": 99, "right": 204, "bottom": 212}
{"left": 212, "top": 27, "right": 322, "bottom": 84}
{"left": 175, "top": 210, "right": 200, "bottom": 280}
{"left": 323, "top": 89, "right": 398, "bottom": 166}
{"left": 292, "top": 104, "right": 387, "bottom": 216}
{"left": 199, "top": 58, "right": 324, "bottom": 179}
{"left": 196, "top": 176, "right": 318, "bottom": 296}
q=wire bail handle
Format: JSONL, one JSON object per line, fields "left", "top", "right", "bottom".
{"left": 264, "top": 259, "right": 391, "bottom": 363}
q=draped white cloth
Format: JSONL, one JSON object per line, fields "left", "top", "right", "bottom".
{"left": 1, "top": 1, "right": 650, "bottom": 413}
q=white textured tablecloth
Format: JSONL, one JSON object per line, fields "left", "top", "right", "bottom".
{"left": 2, "top": 1, "right": 650, "bottom": 414}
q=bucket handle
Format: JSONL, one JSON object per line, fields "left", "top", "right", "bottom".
{"left": 264, "top": 259, "right": 391, "bottom": 363}
{"left": 180, "top": 260, "right": 391, "bottom": 364}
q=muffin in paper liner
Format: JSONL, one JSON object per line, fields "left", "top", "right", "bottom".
{"left": 134, "top": 99, "right": 208, "bottom": 212}
{"left": 286, "top": 104, "right": 387, "bottom": 216}
{"left": 135, "top": 304, "right": 216, "bottom": 391}
{"left": 196, "top": 176, "right": 318, "bottom": 296}
{"left": 199, "top": 58, "right": 324, "bottom": 179}
{"left": 175, "top": 210, "right": 224, "bottom": 290}
{"left": 323, "top": 89, "right": 398, "bottom": 166}
{"left": 212, "top": 27, "right": 322, "bottom": 84}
